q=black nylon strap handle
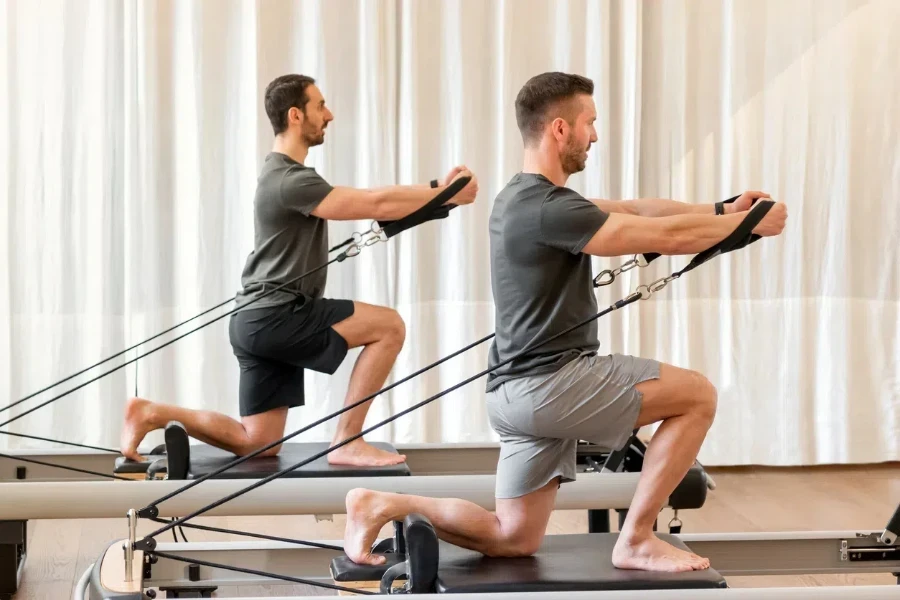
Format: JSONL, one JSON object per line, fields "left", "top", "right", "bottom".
{"left": 378, "top": 175, "right": 470, "bottom": 238}
{"left": 672, "top": 199, "right": 773, "bottom": 277}
{"left": 639, "top": 194, "right": 742, "bottom": 266}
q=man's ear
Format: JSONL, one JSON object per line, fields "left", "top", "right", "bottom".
{"left": 550, "top": 117, "right": 568, "bottom": 143}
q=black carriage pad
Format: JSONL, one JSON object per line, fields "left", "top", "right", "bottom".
{"left": 114, "top": 421, "right": 410, "bottom": 479}
{"left": 435, "top": 533, "right": 727, "bottom": 593}
{"left": 331, "top": 532, "right": 727, "bottom": 593}
{"left": 331, "top": 552, "right": 407, "bottom": 581}
{"left": 185, "top": 441, "right": 410, "bottom": 479}
{"left": 114, "top": 440, "right": 410, "bottom": 479}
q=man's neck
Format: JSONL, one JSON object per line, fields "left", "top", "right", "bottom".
{"left": 521, "top": 146, "right": 568, "bottom": 187}
{"left": 271, "top": 135, "right": 309, "bottom": 165}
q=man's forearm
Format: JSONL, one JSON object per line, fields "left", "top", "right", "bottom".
{"left": 592, "top": 197, "right": 717, "bottom": 217}
{"left": 370, "top": 183, "right": 447, "bottom": 221}
{"left": 627, "top": 197, "right": 718, "bottom": 217}
{"left": 660, "top": 211, "right": 745, "bottom": 254}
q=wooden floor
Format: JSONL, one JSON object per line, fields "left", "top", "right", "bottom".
{"left": 12, "top": 463, "right": 900, "bottom": 598}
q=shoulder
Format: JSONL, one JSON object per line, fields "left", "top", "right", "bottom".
{"left": 261, "top": 153, "right": 329, "bottom": 185}
{"left": 539, "top": 182, "right": 604, "bottom": 225}
{"left": 541, "top": 182, "right": 590, "bottom": 207}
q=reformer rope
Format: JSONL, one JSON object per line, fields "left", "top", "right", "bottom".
{"left": 136, "top": 199, "right": 774, "bottom": 549}
{"left": 0, "top": 295, "right": 234, "bottom": 418}
{"left": 0, "top": 226, "right": 373, "bottom": 450}
{"left": 0, "top": 177, "right": 471, "bottom": 434}
{"left": 147, "top": 516, "right": 344, "bottom": 552}
{"left": 0, "top": 255, "right": 339, "bottom": 431}
{"left": 150, "top": 550, "right": 373, "bottom": 595}
{"left": 1, "top": 223, "right": 378, "bottom": 420}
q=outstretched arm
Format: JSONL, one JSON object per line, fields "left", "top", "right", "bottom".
{"left": 581, "top": 205, "right": 787, "bottom": 257}
{"left": 590, "top": 190, "right": 770, "bottom": 218}
{"left": 312, "top": 166, "right": 478, "bottom": 222}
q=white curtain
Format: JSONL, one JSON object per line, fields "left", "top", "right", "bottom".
{"left": 1, "top": 0, "right": 898, "bottom": 466}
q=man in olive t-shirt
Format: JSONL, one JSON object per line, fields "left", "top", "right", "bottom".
{"left": 342, "top": 72, "right": 785, "bottom": 572}
{"left": 119, "top": 74, "right": 479, "bottom": 468}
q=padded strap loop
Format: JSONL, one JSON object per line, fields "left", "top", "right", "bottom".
{"left": 403, "top": 513, "right": 440, "bottom": 593}
{"left": 378, "top": 176, "right": 470, "bottom": 238}
{"left": 164, "top": 421, "right": 191, "bottom": 481}
{"left": 672, "top": 199, "right": 773, "bottom": 278}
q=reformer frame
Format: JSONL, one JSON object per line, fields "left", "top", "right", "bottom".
{"left": 79, "top": 518, "right": 900, "bottom": 598}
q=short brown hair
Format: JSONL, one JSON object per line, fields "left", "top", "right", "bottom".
{"left": 264, "top": 74, "right": 316, "bottom": 135}
{"left": 514, "top": 72, "right": 594, "bottom": 144}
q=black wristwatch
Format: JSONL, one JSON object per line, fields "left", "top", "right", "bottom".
{"left": 714, "top": 201, "right": 725, "bottom": 215}
{"left": 430, "top": 179, "right": 439, "bottom": 188}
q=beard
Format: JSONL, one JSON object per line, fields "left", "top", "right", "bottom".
{"left": 302, "top": 121, "right": 326, "bottom": 147}
{"left": 561, "top": 134, "right": 589, "bottom": 175}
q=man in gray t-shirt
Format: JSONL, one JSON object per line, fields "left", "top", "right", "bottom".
{"left": 342, "top": 72, "right": 785, "bottom": 572}
{"left": 120, "top": 74, "right": 478, "bottom": 469}
{"left": 486, "top": 172, "right": 609, "bottom": 392}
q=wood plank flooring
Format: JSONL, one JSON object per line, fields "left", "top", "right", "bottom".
{"left": 12, "top": 463, "right": 900, "bottom": 598}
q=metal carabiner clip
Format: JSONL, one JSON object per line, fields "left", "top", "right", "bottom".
{"left": 593, "top": 255, "right": 645, "bottom": 287}
{"left": 594, "top": 270, "right": 616, "bottom": 287}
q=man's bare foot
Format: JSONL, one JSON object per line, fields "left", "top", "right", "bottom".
{"left": 120, "top": 397, "right": 159, "bottom": 462}
{"left": 612, "top": 534, "right": 710, "bottom": 572}
{"left": 344, "top": 488, "right": 392, "bottom": 565}
{"left": 328, "top": 438, "right": 407, "bottom": 467}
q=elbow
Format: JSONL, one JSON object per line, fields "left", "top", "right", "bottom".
{"left": 656, "top": 222, "right": 687, "bottom": 255}
{"left": 369, "top": 190, "right": 393, "bottom": 221}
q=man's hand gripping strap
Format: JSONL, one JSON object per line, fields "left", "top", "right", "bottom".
{"left": 377, "top": 176, "right": 470, "bottom": 238}
{"left": 593, "top": 195, "right": 770, "bottom": 288}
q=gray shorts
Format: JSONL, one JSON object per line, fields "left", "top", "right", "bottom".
{"left": 486, "top": 352, "right": 660, "bottom": 499}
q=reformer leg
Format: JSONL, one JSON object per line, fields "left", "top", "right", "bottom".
{"left": 589, "top": 510, "right": 611, "bottom": 533}
{"left": 0, "top": 521, "right": 25, "bottom": 600}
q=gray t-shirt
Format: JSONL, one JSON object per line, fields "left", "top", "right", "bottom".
{"left": 235, "top": 152, "right": 334, "bottom": 310}
{"left": 486, "top": 172, "right": 609, "bottom": 392}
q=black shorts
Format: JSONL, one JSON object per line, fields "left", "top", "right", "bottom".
{"left": 228, "top": 296, "right": 355, "bottom": 417}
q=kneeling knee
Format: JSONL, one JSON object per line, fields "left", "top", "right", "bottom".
{"left": 237, "top": 438, "right": 282, "bottom": 458}
{"left": 491, "top": 534, "right": 543, "bottom": 558}
{"left": 255, "top": 442, "right": 283, "bottom": 458}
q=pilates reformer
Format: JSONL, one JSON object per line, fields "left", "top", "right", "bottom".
{"left": 77, "top": 198, "right": 892, "bottom": 599}
{"left": 5, "top": 195, "right": 869, "bottom": 599}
